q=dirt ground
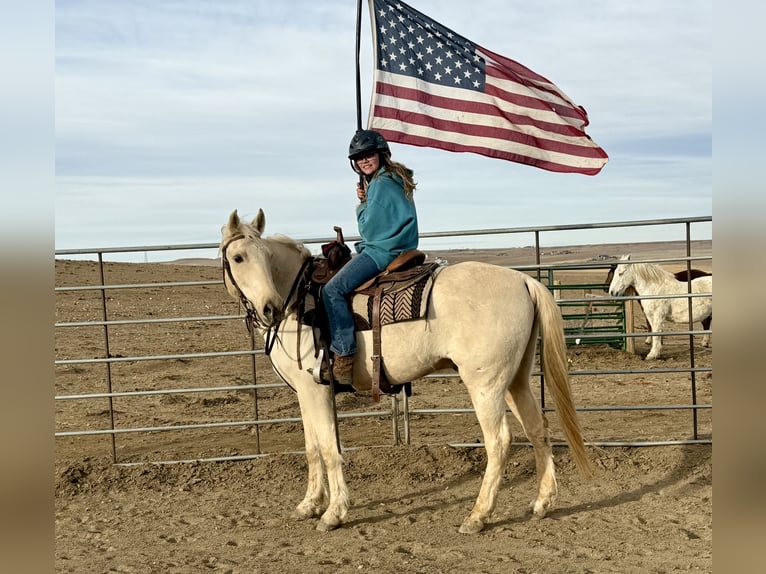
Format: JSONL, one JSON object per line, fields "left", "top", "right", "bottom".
{"left": 54, "top": 240, "right": 712, "bottom": 573}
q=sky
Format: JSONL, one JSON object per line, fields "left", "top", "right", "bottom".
{"left": 55, "top": 0, "right": 712, "bottom": 260}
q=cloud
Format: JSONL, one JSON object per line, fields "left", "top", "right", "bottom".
{"left": 55, "top": 0, "right": 711, "bottom": 254}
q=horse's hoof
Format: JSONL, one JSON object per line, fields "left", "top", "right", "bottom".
{"left": 291, "top": 504, "right": 322, "bottom": 521}
{"left": 291, "top": 509, "right": 314, "bottom": 521}
{"left": 458, "top": 518, "right": 484, "bottom": 534}
{"left": 530, "top": 499, "right": 553, "bottom": 519}
{"left": 316, "top": 518, "right": 341, "bottom": 532}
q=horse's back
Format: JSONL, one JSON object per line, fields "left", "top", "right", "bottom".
{"left": 428, "top": 261, "right": 538, "bottom": 334}
{"left": 432, "top": 261, "right": 535, "bottom": 306}
{"left": 691, "top": 275, "right": 712, "bottom": 293}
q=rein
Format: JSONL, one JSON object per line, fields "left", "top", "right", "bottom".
{"left": 221, "top": 234, "right": 313, "bottom": 356}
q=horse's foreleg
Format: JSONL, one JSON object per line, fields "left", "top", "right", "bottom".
{"left": 459, "top": 382, "right": 511, "bottom": 534}
{"left": 646, "top": 316, "right": 663, "bottom": 360}
{"left": 301, "top": 385, "right": 349, "bottom": 532}
{"left": 291, "top": 400, "right": 328, "bottom": 521}
{"left": 505, "top": 385, "right": 557, "bottom": 519}
{"left": 316, "top": 429, "right": 349, "bottom": 532}
{"left": 291, "top": 442, "right": 327, "bottom": 520}
{"left": 646, "top": 334, "right": 663, "bottom": 360}
{"left": 640, "top": 308, "right": 652, "bottom": 345}
{"left": 291, "top": 383, "right": 350, "bottom": 530}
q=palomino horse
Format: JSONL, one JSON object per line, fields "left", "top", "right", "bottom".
{"left": 220, "top": 209, "right": 591, "bottom": 534}
{"left": 607, "top": 255, "right": 712, "bottom": 360}
{"left": 604, "top": 264, "right": 712, "bottom": 347}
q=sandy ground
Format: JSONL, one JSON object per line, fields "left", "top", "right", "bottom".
{"left": 54, "top": 240, "right": 712, "bottom": 573}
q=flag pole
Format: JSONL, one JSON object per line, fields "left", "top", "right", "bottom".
{"left": 354, "top": 0, "right": 363, "bottom": 130}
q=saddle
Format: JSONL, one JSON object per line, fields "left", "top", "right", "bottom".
{"left": 352, "top": 253, "right": 440, "bottom": 402}
{"left": 310, "top": 227, "right": 352, "bottom": 284}
{"left": 303, "top": 228, "right": 441, "bottom": 402}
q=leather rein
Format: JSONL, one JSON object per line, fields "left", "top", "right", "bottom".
{"left": 221, "top": 233, "right": 313, "bottom": 356}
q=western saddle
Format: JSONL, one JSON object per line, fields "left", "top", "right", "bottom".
{"left": 303, "top": 227, "right": 440, "bottom": 401}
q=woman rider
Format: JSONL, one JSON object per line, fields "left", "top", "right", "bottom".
{"left": 322, "top": 130, "right": 419, "bottom": 385}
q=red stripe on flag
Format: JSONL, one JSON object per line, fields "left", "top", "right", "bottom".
{"left": 375, "top": 81, "right": 589, "bottom": 138}
{"left": 373, "top": 129, "right": 605, "bottom": 175}
{"left": 479, "top": 46, "right": 552, "bottom": 85}
{"left": 372, "top": 102, "right": 607, "bottom": 159}
{"left": 484, "top": 68, "right": 588, "bottom": 125}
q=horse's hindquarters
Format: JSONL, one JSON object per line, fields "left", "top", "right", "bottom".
{"left": 359, "top": 263, "right": 537, "bottom": 384}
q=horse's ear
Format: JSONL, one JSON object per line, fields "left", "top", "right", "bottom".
{"left": 223, "top": 210, "right": 240, "bottom": 236}
{"left": 252, "top": 208, "right": 266, "bottom": 236}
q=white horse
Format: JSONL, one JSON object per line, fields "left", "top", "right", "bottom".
{"left": 220, "top": 209, "right": 591, "bottom": 534}
{"left": 608, "top": 255, "right": 712, "bottom": 360}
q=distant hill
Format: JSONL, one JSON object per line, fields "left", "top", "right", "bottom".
{"left": 168, "top": 240, "right": 712, "bottom": 272}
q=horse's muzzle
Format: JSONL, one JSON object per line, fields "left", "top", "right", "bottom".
{"left": 260, "top": 302, "right": 283, "bottom": 327}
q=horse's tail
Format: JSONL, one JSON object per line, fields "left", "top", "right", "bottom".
{"left": 525, "top": 276, "right": 593, "bottom": 479}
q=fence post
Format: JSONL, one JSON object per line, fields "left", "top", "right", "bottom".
{"left": 97, "top": 252, "right": 118, "bottom": 463}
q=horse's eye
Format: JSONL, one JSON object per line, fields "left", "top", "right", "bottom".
{"left": 233, "top": 254, "right": 244, "bottom": 264}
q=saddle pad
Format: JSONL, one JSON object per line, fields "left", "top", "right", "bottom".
{"left": 350, "top": 269, "right": 437, "bottom": 330}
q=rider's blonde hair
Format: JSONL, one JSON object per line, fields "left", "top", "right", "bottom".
{"left": 379, "top": 154, "right": 416, "bottom": 199}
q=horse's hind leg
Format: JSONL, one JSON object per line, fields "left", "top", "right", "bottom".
{"left": 701, "top": 315, "right": 711, "bottom": 347}
{"left": 505, "top": 344, "right": 558, "bottom": 519}
{"left": 498, "top": 319, "right": 557, "bottom": 518}
{"left": 459, "top": 376, "right": 512, "bottom": 534}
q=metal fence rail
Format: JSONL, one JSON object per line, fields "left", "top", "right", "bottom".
{"left": 55, "top": 216, "right": 713, "bottom": 464}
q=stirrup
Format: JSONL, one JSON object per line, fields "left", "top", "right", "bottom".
{"left": 308, "top": 348, "right": 326, "bottom": 384}
{"left": 306, "top": 348, "right": 356, "bottom": 394}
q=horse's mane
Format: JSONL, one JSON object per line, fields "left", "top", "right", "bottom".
{"left": 267, "top": 234, "right": 312, "bottom": 259}
{"left": 633, "top": 262, "right": 675, "bottom": 284}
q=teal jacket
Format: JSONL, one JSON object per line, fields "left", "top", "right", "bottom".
{"left": 355, "top": 168, "right": 419, "bottom": 270}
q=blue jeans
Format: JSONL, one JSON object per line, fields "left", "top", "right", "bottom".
{"left": 322, "top": 251, "right": 380, "bottom": 356}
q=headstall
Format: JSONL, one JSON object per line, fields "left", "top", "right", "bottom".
{"left": 221, "top": 234, "right": 313, "bottom": 356}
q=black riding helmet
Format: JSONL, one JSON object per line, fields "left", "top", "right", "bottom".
{"left": 348, "top": 129, "right": 390, "bottom": 160}
{"left": 348, "top": 129, "right": 390, "bottom": 175}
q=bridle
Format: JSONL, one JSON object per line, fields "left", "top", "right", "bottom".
{"left": 221, "top": 233, "right": 313, "bottom": 355}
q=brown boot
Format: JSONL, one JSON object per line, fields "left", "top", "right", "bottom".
{"left": 332, "top": 354, "right": 355, "bottom": 386}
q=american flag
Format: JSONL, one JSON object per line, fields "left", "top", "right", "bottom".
{"left": 366, "top": 0, "right": 608, "bottom": 175}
